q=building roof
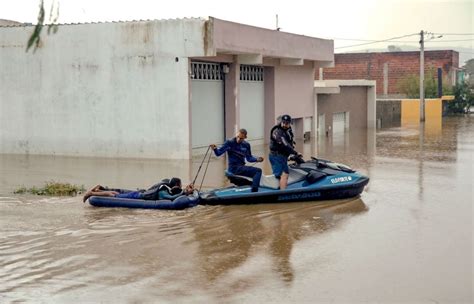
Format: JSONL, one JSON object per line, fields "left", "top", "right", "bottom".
{"left": 0, "top": 19, "right": 25, "bottom": 26}
{"left": 0, "top": 17, "right": 205, "bottom": 27}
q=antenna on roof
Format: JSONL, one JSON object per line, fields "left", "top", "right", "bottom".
{"left": 276, "top": 14, "right": 281, "bottom": 31}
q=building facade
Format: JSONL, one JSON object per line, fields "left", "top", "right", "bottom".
{"left": 0, "top": 17, "right": 334, "bottom": 159}
{"left": 314, "top": 80, "right": 376, "bottom": 136}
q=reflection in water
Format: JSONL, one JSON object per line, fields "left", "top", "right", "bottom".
{"left": 191, "top": 199, "right": 367, "bottom": 288}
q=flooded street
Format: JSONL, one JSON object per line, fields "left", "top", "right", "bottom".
{"left": 0, "top": 116, "right": 472, "bottom": 303}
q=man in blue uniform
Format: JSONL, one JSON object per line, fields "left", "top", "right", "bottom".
{"left": 210, "top": 129, "right": 264, "bottom": 192}
{"left": 269, "top": 114, "right": 302, "bottom": 190}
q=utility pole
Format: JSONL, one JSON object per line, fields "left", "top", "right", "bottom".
{"left": 419, "top": 30, "right": 425, "bottom": 121}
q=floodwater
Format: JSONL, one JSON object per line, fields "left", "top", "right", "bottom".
{"left": 0, "top": 116, "right": 472, "bottom": 303}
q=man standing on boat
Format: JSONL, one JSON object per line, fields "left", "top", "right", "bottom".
{"left": 269, "top": 114, "right": 302, "bottom": 190}
{"left": 210, "top": 129, "right": 264, "bottom": 192}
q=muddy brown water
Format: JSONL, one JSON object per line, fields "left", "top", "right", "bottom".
{"left": 0, "top": 116, "right": 472, "bottom": 303}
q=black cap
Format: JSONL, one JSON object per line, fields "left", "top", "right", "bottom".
{"left": 169, "top": 177, "right": 182, "bottom": 188}
{"left": 281, "top": 114, "right": 292, "bottom": 124}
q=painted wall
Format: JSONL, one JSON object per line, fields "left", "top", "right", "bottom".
{"left": 261, "top": 63, "right": 316, "bottom": 143}
{"left": 211, "top": 18, "right": 333, "bottom": 62}
{"left": 317, "top": 87, "right": 369, "bottom": 132}
{"left": 274, "top": 63, "right": 316, "bottom": 119}
{"left": 0, "top": 19, "right": 206, "bottom": 159}
{"left": 401, "top": 98, "right": 442, "bottom": 124}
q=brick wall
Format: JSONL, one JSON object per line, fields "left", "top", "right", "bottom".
{"left": 322, "top": 50, "right": 459, "bottom": 95}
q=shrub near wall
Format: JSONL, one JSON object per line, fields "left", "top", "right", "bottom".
{"left": 397, "top": 70, "right": 453, "bottom": 98}
{"left": 447, "top": 83, "right": 474, "bottom": 114}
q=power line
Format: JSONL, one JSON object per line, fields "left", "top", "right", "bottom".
{"left": 432, "top": 33, "right": 474, "bottom": 36}
{"left": 332, "top": 33, "right": 474, "bottom": 48}
{"left": 332, "top": 38, "right": 378, "bottom": 42}
{"left": 334, "top": 33, "right": 419, "bottom": 49}
{"left": 426, "top": 39, "right": 474, "bottom": 43}
{"left": 332, "top": 38, "right": 419, "bottom": 43}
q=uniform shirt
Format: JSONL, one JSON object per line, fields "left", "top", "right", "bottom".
{"left": 269, "top": 125, "right": 297, "bottom": 157}
{"left": 158, "top": 189, "right": 183, "bottom": 200}
{"left": 213, "top": 138, "right": 258, "bottom": 168}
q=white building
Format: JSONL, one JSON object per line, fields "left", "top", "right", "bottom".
{"left": 0, "top": 17, "right": 334, "bottom": 159}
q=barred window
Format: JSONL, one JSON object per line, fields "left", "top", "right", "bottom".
{"left": 191, "top": 62, "right": 223, "bottom": 80}
{"left": 240, "top": 65, "right": 264, "bottom": 81}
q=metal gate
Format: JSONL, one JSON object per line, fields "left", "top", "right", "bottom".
{"left": 191, "top": 62, "right": 224, "bottom": 148}
{"left": 239, "top": 65, "right": 264, "bottom": 141}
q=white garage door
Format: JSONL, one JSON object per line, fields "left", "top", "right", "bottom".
{"left": 318, "top": 114, "right": 326, "bottom": 135}
{"left": 239, "top": 65, "right": 264, "bottom": 141}
{"left": 333, "top": 111, "right": 349, "bottom": 134}
{"left": 191, "top": 62, "right": 224, "bottom": 148}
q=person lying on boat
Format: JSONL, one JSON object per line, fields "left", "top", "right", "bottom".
{"left": 82, "top": 177, "right": 194, "bottom": 203}
{"left": 269, "top": 114, "right": 302, "bottom": 190}
{"left": 210, "top": 128, "right": 264, "bottom": 192}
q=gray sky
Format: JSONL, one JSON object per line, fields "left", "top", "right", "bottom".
{"left": 1, "top": 0, "right": 472, "bottom": 60}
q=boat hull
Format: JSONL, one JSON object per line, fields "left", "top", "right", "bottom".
{"left": 200, "top": 176, "right": 369, "bottom": 205}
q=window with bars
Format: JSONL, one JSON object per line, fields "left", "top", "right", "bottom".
{"left": 190, "top": 62, "right": 224, "bottom": 80}
{"left": 240, "top": 65, "right": 264, "bottom": 81}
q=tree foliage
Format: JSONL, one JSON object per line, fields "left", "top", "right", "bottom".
{"left": 447, "top": 82, "right": 474, "bottom": 114}
{"left": 26, "top": 0, "right": 59, "bottom": 52}
{"left": 397, "top": 69, "right": 453, "bottom": 98}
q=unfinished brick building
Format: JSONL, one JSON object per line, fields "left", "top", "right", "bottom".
{"left": 322, "top": 50, "right": 459, "bottom": 98}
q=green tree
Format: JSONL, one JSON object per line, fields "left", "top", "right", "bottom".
{"left": 447, "top": 82, "right": 474, "bottom": 114}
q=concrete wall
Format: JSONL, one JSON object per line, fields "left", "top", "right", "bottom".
{"left": 274, "top": 63, "right": 316, "bottom": 118}
{"left": 323, "top": 50, "right": 459, "bottom": 96}
{"left": 401, "top": 98, "right": 443, "bottom": 123}
{"left": 211, "top": 18, "right": 333, "bottom": 62}
{"left": 0, "top": 19, "right": 206, "bottom": 159}
{"left": 376, "top": 98, "right": 443, "bottom": 128}
{"left": 376, "top": 100, "right": 401, "bottom": 128}
{"left": 317, "top": 87, "right": 369, "bottom": 132}
{"left": 401, "top": 99, "right": 443, "bottom": 134}
{"left": 261, "top": 63, "right": 316, "bottom": 142}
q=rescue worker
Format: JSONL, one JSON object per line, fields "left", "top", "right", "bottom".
{"left": 210, "top": 129, "right": 264, "bottom": 192}
{"left": 269, "top": 114, "right": 302, "bottom": 190}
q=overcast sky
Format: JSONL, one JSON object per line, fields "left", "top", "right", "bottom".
{"left": 1, "top": 0, "right": 472, "bottom": 59}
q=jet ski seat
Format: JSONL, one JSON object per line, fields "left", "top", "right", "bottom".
{"left": 259, "top": 168, "right": 307, "bottom": 189}
{"left": 225, "top": 168, "right": 307, "bottom": 189}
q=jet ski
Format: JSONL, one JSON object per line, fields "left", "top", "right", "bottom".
{"left": 199, "top": 157, "right": 369, "bottom": 205}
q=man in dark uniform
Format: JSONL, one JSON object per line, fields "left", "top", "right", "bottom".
{"left": 82, "top": 178, "right": 194, "bottom": 203}
{"left": 269, "top": 114, "right": 301, "bottom": 190}
{"left": 210, "top": 129, "right": 264, "bottom": 192}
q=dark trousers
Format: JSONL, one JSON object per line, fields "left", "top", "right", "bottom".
{"left": 230, "top": 165, "right": 262, "bottom": 190}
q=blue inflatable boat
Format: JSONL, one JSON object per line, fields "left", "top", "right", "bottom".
{"left": 199, "top": 157, "right": 369, "bottom": 205}
{"left": 88, "top": 192, "right": 200, "bottom": 210}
